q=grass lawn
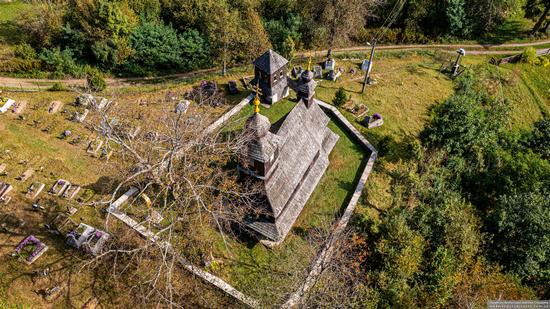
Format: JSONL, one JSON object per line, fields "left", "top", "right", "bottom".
{"left": 200, "top": 98, "right": 368, "bottom": 305}
{"left": 0, "top": 0, "right": 30, "bottom": 23}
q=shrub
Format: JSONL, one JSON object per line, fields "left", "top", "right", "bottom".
{"left": 180, "top": 29, "right": 210, "bottom": 71}
{"left": 39, "top": 47, "right": 81, "bottom": 76}
{"left": 86, "top": 68, "right": 107, "bottom": 92}
{"left": 13, "top": 43, "right": 37, "bottom": 60}
{"left": 48, "top": 82, "right": 65, "bottom": 91}
{"left": 332, "top": 87, "right": 347, "bottom": 107}
{"left": 127, "top": 22, "right": 182, "bottom": 72}
{"left": 529, "top": 118, "right": 550, "bottom": 159}
{"left": 521, "top": 47, "right": 540, "bottom": 65}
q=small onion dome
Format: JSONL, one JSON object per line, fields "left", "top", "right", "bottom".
{"left": 300, "top": 70, "right": 314, "bottom": 83}
{"left": 245, "top": 113, "right": 271, "bottom": 138}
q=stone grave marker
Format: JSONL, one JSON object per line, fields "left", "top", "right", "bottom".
{"left": 86, "top": 139, "right": 103, "bottom": 155}
{"left": 325, "top": 58, "right": 336, "bottom": 71}
{"left": 17, "top": 169, "right": 34, "bottom": 181}
{"left": 48, "top": 101, "right": 63, "bottom": 114}
{"left": 175, "top": 100, "right": 190, "bottom": 115}
{"left": 26, "top": 182, "right": 45, "bottom": 200}
{"left": 62, "top": 185, "right": 80, "bottom": 200}
{"left": 0, "top": 182, "right": 13, "bottom": 202}
{"left": 76, "top": 94, "right": 93, "bottom": 107}
{"left": 313, "top": 65, "right": 323, "bottom": 79}
{"left": 72, "top": 109, "right": 89, "bottom": 123}
{"left": 361, "top": 59, "right": 371, "bottom": 71}
{"left": 13, "top": 235, "right": 48, "bottom": 264}
{"left": 94, "top": 97, "right": 110, "bottom": 110}
{"left": 49, "top": 179, "right": 71, "bottom": 196}
{"left": 0, "top": 98, "right": 15, "bottom": 113}
{"left": 228, "top": 80, "right": 239, "bottom": 95}
{"left": 13, "top": 101, "right": 27, "bottom": 114}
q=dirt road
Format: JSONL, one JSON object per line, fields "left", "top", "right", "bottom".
{"left": 1, "top": 39, "right": 548, "bottom": 90}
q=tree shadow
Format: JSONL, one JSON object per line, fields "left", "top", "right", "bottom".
{"left": 0, "top": 21, "right": 23, "bottom": 44}
{"left": 477, "top": 19, "right": 529, "bottom": 45}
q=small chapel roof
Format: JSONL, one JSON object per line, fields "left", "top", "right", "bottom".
{"left": 253, "top": 49, "right": 289, "bottom": 74}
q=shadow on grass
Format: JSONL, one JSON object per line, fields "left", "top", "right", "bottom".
{"left": 0, "top": 21, "right": 23, "bottom": 44}
{"left": 477, "top": 19, "right": 529, "bottom": 45}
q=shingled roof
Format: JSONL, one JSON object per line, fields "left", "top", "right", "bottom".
{"left": 246, "top": 99, "right": 339, "bottom": 242}
{"left": 253, "top": 49, "right": 289, "bottom": 74}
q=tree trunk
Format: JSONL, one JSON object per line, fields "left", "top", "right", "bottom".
{"left": 531, "top": 2, "right": 550, "bottom": 34}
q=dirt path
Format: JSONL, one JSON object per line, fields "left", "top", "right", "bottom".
{"left": 1, "top": 39, "right": 548, "bottom": 90}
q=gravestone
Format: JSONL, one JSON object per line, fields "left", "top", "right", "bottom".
{"left": 17, "top": 169, "right": 34, "bottom": 181}
{"left": 86, "top": 140, "right": 103, "bottom": 155}
{"left": 362, "top": 113, "right": 384, "bottom": 129}
{"left": 49, "top": 179, "right": 71, "bottom": 196}
{"left": 66, "top": 223, "right": 110, "bottom": 255}
{"left": 26, "top": 182, "right": 45, "bottom": 200}
{"left": 325, "top": 58, "right": 336, "bottom": 71}
{"left": 327, "top": 70, "right": 342, "bottom": 81}
{"left": 313, "top": 65, "right": 323, "bottom": 79}
{"left": 0, "top": 98, "right": 15, "bottom": 113}
{"left": 228, "top": 81, "right": 239, "bottom": 95}
{"left": 72, "top": 109, "right": 89, "bottom": 123}
{"left": 361, "top": 59, "right": 371, "bottom": 71}
{"left": 13, "top": 101, "right": 27, "bottom": 114}
{"left": 0, "top": 182, "right": 13, "bottom": 201}
{"left": 48, "top": 101, "right": 63, "bottom": 114}
{"left": 175, "top": 100, "right": 190, "bottom": 115}
{"left": 94, "top": 97, "right": 110, "bottom": 110}
{"left": 76, "top": 94, "right": 94, "bottom": 107}
{"left": 62, "top": 185, "right": 80, "bottom": 200}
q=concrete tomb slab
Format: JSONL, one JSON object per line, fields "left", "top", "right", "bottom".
{"left": 49, "top": 179, "right": 71, "bottom": 196}
{"left": 0, "top": 182, "right": 13, "bottom": 201}
{"left": 73, "top": 109, "right": 89, "bottom": 123}
{"left": 14, "top": 235, "right": 48, "bottom": 264}
{"left": 66, "top": 223, "right": 109, "bottom": 255}
{"left": 48, "top": 101, "right": 63, "bottom": 114}
{"left": 86, "top": 139, "right": 103, "bottom": 155}
{"left": 0, "top": 98, "right": 15, "bottom": 113}
{"left": 313, "top": 65, "right": 323, "bottom": 79}
{"left": 17, "top": 168, "right": 34, "bottom": 181}
{"left": 108, "top": 187, "right": 139, "bottom": 211}
{"left": 26, "top": 182, "right": 45, "bottom": 200}
{"left": 13, "top": 101, "right": 27, "bottom": 114}
{"left": 62, "top": 185, "right": 80, "bottom": 200}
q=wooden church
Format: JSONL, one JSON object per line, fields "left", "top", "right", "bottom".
{"left": 239, "top": 52, "right": 338, "bottom": 243}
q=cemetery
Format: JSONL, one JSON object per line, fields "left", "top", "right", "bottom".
{"left": 0, "top": 42, "right": 548, "bottom": 307}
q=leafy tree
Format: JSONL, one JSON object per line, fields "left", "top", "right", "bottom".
{"left": 39, "top": 47, "right": 81, "bottom": 77}
{"left": 128, "top": 0, "right": 161, "bottom": 22}
{"left": 180, "top": 29, "right": 210, "bottom": 71}
{"left": 127, "top": 22, "right": 182, "bottom": 72}
{"left": 66, "top": 0, "right": 138, "bottom": 66}
{"left": 447, "top": 0, "right": 470, "bottom": 37}
{"left": 86, "top": 67, "right": 107, "bottom": 92}
{"left": 243, "top": 8, "right": 272, "bottom": 60}
{"left": 529, "top": 117, "right": 550, "bottom": 159}
{"left": 488, "top": 191, "right": 550, "bottom": 281}
{"left": 332, "top": 87, "right": 348, "bottom": 107}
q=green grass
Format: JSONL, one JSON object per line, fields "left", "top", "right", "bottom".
{"left": 203, "top": 98, "right": 368, "bottom": 304}
{"left": 0, "top": 0, "right": 30, "bottom": 23}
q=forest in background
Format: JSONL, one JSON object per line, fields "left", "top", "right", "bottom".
{"left": 0, "top": 0, "right": 549, "bottom": 78}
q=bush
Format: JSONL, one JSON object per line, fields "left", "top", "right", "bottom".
{"left": 529, "top": 118, "right": 550, "bottom": 159}
{"left": 86, "top": 68, "right": 107, "bottom": 92}
{"left": 332, "top": 87, "right": 348, "bottom": 107}
{"left": 127, "top": 22, "right": 183, "bottom": 72}
{"left": 39, "top": 47, "right": 82, "bottom": 77}
{"left": 180, "top": 29, "right": 210, "bottom": 71}
{"left": 521, "top": 47, "right": 539, "bottom": 64}
{"left": 48, "top": 82, "right": 65, "bottom": 91}
{"left": 13, "top": 43, "right": 37, "bottom": 60}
